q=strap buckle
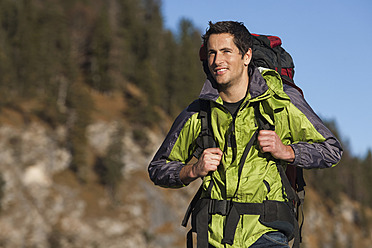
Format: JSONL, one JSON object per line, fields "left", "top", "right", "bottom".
{"left": 208, "top": 199, "right": 232, "bottom": 216}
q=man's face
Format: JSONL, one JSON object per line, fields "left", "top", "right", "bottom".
{"left": 207, "top": 33, "right": 251, "bottom": 88}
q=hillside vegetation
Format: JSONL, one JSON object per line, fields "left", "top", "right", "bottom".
{"left": 0, "top": 0, "right": 371, "bottom": 247}
{"left": 0, "top": 0, "right": 204, "bottom": 182}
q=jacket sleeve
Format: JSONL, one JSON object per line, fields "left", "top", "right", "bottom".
{"left": 148, "top": 101, "right": 200, "bottom": 188}
{"left": 284, "top": 85, "right": 343, "bottom": 169}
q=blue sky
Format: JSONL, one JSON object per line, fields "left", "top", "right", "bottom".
{"left": 161, "top": 0, "right": 372, "bottom": 158}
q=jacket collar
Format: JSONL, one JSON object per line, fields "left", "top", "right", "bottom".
{"left": 199, "top": 67, "right": 269, "bottom": 103}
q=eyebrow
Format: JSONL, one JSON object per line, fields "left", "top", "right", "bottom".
{"left": 221, "top": 47, "right": 233, "bottom": 52}
{"left": 208, "top": 47, "right": 233, "bottom": 53}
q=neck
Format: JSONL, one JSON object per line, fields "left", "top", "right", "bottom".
{"left": 218, "top": 77, "right": 249, "bottom": 103}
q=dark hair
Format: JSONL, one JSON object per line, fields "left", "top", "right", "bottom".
{"left": 202, "top": 21, "right": 253, "bottom": 57}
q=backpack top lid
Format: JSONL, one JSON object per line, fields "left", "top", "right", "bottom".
{"left": 251, "top": 34, "right": 295, "bottom": 80}
{"left": 252, "top": 33, "right": 282, "bottom": 48}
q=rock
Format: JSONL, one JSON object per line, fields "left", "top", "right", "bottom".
{"left": 23, "top": 163, "right": 51, "bottom": 187}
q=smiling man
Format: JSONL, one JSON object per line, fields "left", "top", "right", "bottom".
{"left": 207, "top": 32, "right": 251, "bottom": 102}
{"left": 148, "top": 21, "right": 342, "bottom": 248}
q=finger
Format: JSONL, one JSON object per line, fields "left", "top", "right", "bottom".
{"left": 204, "top": 147, "right": 223, "bottom": 155}
{"left": 206, "top": 163, "right": 218, "bottom": 171}
{"left": 203, "top": 149, "right": 223, "bottom": 162}
{"left": 260, "top": 145, "right": 272, "bottom": 153}
{"left": 257, "top": 132, "right": 269, "bottom": 143}
{"left": 258, "top": 139, "right": 274, "bottom": 153}
{"left": 258, "top": 130, "right": 276, "bottom": 139}
{"left": 205, "top": 154, "right": 222, "bottom": 165}
{"left": 258, "top": 130, "right": 272, "bottom": 136}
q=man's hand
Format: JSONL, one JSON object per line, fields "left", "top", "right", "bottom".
{"left": 257, "top": 130, "right": 295, "bottom": 163}
{"left": 180, "top": 148, "right": 222, "bottom": 185}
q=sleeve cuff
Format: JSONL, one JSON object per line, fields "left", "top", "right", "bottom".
{"left": 175, "top": 164, "right": 188, "bottom": 187}
{"left": 289, "top": 144, "right": 300, "bottom": 166}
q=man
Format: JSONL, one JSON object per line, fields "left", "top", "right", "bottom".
{"left": 148, "top": 21, "right": 342, "bottom": 248}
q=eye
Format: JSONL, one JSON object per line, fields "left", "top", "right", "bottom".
{"left": 208, "top": 51, "right": 216, "bottom": 58}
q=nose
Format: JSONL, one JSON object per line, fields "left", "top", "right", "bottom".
{"left": 215, "top": 51, "right": 223, "bottom": 65}
{"left": 211, "top": 51, "right": 223, "bottom": 66}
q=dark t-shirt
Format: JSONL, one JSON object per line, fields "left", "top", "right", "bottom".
{"left": 223, "top": 98, "right": 245, "bottom": 118}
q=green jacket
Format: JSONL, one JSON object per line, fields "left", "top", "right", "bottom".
{"left": 149, "top": 67, "right": 343, "bottom": 247}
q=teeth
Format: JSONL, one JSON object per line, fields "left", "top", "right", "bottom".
{"left": 217, "top": 68, "right": 227, "bottom": 72}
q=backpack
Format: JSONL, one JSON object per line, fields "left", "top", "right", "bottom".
{"left": 251, "top": 34, "right": 306, "bottom": 226}
{"left": 182, "top": 34, "right": 305, "bottom": 247}
{"left": 251, "top": 34, "right": 304, "bottom": 97}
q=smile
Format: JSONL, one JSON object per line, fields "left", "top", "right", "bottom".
{"left": 216, "top": 68, "right": 228, "bottom": 74}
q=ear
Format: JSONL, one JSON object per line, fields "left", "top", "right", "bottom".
{"left": 243, "top": 48, "right": 252, "bottom": 66}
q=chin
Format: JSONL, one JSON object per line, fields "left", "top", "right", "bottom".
{"left": 212, "top": 76, "right": 226, "bottom": 85}
{"left": 215, "top": 81, "right": 230, "bottom": 88}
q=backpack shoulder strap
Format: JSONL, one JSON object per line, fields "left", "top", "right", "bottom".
{"left": 183, "top": 99, "right": 215, "bottom": 228}
{"left": 193, "top": 99, "right": 216, "bottom": 158}
{"left": 253, "top": 102, "right": 298, "bottom": 202}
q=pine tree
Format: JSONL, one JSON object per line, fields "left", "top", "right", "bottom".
{"left": 84, "top": 6, "right": 113, "bottom": 92}
{"left": 94, "top": 123, "right": 125, "bottom": 203}
{"left": 172, "top": 18, "right": 204, "bottom": 114}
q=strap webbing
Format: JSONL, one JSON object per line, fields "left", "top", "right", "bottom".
{"left": 199, "top": 100, "right": 216, "bottom": 149}
{"left": 232, "top": 128, "right": 259, "bottom": 198}
{"left": 182, "top": 184, "right": 203, "bottom": 227}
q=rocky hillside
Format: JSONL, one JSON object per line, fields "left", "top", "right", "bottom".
{"left": 0, "top": 94, "right": 371, "bottom": 248}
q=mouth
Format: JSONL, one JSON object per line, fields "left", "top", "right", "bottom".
{"left": 215, "top": 68, "right": 228, "bottom": 75}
